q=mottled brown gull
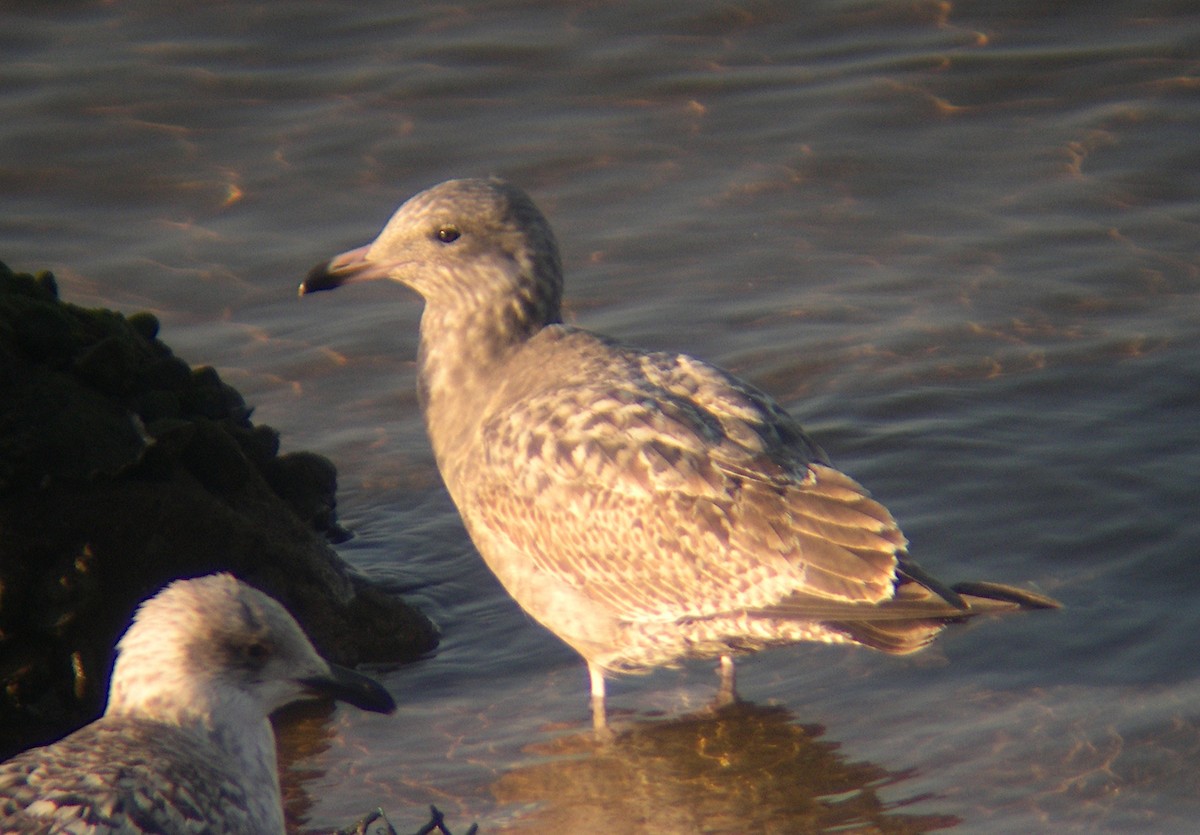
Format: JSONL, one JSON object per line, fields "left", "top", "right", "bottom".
{"left": 0, "top": 573, "right": 395, "bottom": 833}
{"left": 300, "top": 177, "right": 1059, "bottom": 728}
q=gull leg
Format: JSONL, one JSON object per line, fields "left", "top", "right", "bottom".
{"left": 588, "top": 662, "right": 609, "bottom": 732}
{"left": 716, "top": 654, "right": 738, "bottom": 707}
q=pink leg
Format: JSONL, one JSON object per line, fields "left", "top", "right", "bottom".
{"left": 716, "top": 654, "right": 737, "bottom": 707}
{"left": 588, "top": 662, "right": 608, "bottom": 731}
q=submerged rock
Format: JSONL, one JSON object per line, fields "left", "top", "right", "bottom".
{"left": 0, "top": 261, "right": 437, "bottom": 758}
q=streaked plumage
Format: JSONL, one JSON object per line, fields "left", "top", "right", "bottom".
{"left": 300, "top": 177, "right": 1058, "bottom": 726}
{"left": 0, "top": 573, "right": 396, "bottom": 833}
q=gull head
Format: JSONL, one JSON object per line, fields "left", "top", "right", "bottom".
{"left": 106, "top": 573, "right": 395, "bottom": 722}
{"left": 300, "top": 177, "right": 563, "bottom": 330}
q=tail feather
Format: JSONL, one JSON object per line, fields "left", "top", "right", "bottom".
{"left": 755, "top": 578, "right": 1061, "bottom": 655}
{"left": 825, "top": 618, "right": 946, "bottom": 654}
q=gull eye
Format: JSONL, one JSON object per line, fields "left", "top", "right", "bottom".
{"left": 436, "top": 226, "right": 461, "bottom": 244}
{"left": 244, "top": 641, "right": 271, "bottom": 668}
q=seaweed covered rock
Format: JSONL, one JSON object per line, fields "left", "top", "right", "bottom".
{"left": 0, "top": 262, "right": 437, "bottom": 757}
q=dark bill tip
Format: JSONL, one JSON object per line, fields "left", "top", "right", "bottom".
{"left": 298, "top": 261, "right": 348, "bottom": 297}
{"left": 301, "top": 663, "right": 397, "bottom": 714}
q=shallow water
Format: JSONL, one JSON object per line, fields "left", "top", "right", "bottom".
{"left": 3, "top": 0, "right": 1199, "bottom": 832}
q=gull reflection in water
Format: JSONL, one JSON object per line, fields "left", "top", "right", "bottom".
{"left": 493, "top": 701, "right": 958, "bottom": 834}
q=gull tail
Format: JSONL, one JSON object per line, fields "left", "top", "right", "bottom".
{"left": 824, "top": 579, "right": 1061, "bottom": 655}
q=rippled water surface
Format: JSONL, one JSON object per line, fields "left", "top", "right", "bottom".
{"left": 4, "top": 1, "right": 1199, "bottom": 832}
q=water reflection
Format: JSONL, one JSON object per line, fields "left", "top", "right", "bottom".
{"left": 494, "top": 701, "right": 957, "bottom": 834}
{"left": 274, "top": 700, "right": 342, "bottom": 832}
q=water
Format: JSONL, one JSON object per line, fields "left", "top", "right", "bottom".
{"left": 3, "top": 1, "right": 1199, "bottom": 831}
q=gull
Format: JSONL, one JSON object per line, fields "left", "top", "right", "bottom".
{"left": 300, "top": 177, "right": 1058, "bottom": 729}
{"left": 0, "top": 573, "right": 396, "bottom": 833}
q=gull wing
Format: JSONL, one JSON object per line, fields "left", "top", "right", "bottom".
{"left": 465, "top": 332, "right": 910, "bottom": 623}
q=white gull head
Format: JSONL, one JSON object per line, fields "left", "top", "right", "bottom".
{"left": 0, "top": 573, "right": 395, "bottom": 833}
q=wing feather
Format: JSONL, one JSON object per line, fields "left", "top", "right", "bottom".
{"left": 0, "top": 719, "right": 257, "bottom": 832}
{"left": 464, "top": 336, "right": 907, "bottom": 621}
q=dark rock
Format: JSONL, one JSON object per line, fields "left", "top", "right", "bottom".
{"left": 126, "top": 311, "right": 159, "bottom": 341}
{"left": 140, "top": 354, "right": 192, "bottom": 390}
{"left": 137, "top": 418, "right": 196, "bottom": 477}
{"left": 0, "top": 367, "right": 148, "bottom": 488}
{"left": 220, "top": 382, "right": 253, "bottom": 426}
{"left": 72, "top": 335, "right": 139, "bottom": 396}
{"left": 33, "top": 270, "right": 59, "bottom": 300}
{"left": 230, "top": 423, "right": 282, "bottom": 469}
{"left": 0, "top": 265, "right": 56, "bottom": 303}
{"left": 182, "top": 365, "right": 229, "bottom": 420}
{"left": 134, "top": 388, "right": 183, "bottom": 424}
{"left": 12, "top": 305, "right": 74, "bottom": 365}
{"left": 0, "top": 261, "right": 438, "bottom": 758}
{"left": 264, "top": 451, "right": 352, "bottom": 543}
{"left": 182, "top": 418, "right": 252, "bottom": 493}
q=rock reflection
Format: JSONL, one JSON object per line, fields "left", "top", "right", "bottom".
{"left": 494, "top": 701, "right": 958, "bottom": 833}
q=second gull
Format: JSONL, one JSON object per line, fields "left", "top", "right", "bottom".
{"left": 0, "top": 573, "right": 396, "bottom": 833}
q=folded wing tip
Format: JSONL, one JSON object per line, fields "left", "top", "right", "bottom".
{"left": 951, "top": 581, "right": 1062, "bottom": 610}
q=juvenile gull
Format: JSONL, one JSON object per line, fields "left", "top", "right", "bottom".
{"left": 0, "top": 573, "right": 395, "bottom": 833}
{"left": 300, "top": 177, "right": 1059, "bottom": 728}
